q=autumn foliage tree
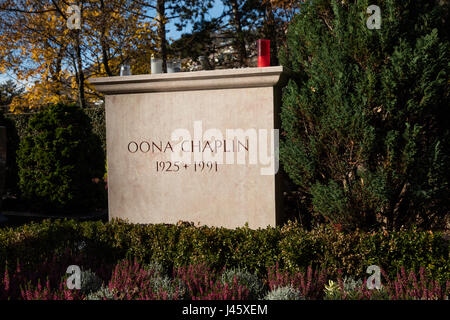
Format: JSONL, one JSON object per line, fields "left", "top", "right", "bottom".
{"left": 0, "top": 0, "right": 156, "bottom": 111}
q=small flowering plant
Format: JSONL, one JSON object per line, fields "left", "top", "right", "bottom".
{"left": 1, "top": 257, "right": 448, "bottom": 300}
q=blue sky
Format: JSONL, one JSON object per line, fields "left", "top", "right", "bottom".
{"left": 0, "top": 0, "right": 225, "bottom": 85}
{"left": 166, "top": 0, "right": 225, "bottom": 41}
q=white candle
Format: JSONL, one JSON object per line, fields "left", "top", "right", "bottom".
{"left": 168, "top": 60, "right": 181, "bottom": 73}
{"left": 167, "top": 61, "right": 175, "bottom": 73}
{"left": 151, "top": 57, "right": 163, "bottom": 74}
{"left": 120, "top": 64, "right": 131, "bottom": 76}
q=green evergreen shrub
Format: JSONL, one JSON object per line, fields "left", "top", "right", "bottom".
{"left": 3, "top": 113, "right": 34, "bottom": 141}
{"left": 5, "top": 107, "right": 105, "bottom": 155}
{"left": 83, "top": 106, "right": 106, "bottom": 155}
{"left": 2, "top": 107, "right": 105, "bottom": 198}
{"left": 0, "top": 111, "right": 25, "bottom": 196}
{"left": 0, "top": 219, "right": 448, "bottom": 285}
{"left": 279, "top": 0, "right": 450, "bottom": 231}
{"left": 279, "top": 221, "right": 449, "bottom": 282}
{"left": 16, "top": 103, "right": 106, "bottom": 211}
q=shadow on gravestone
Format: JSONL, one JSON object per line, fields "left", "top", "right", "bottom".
{"left": 0, "top": 126, "right": 7, "bottom": 224}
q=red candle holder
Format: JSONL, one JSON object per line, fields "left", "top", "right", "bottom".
{"left": 257, "top": 39, "right": 270, "bottom": 67}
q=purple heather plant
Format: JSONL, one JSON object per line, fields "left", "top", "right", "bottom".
{"left": 1, "top": 257, "right": 448, "bottom": 300}
{"left": 174, "top": 263, "right": 250, "bottom": 300}
{"left": 331, "top": 267, "right": 450, "bottom": 300}
{"left": 267, "top": 263, "right": 328, "bottom": 300}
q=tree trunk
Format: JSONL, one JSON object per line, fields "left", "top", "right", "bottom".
{"left": 157, "top": 0, "right": 167, "bottom": 73}
{"left": 75, "top": 30, "right": 86, "bottom": 108}
{"left": 51, "top": 45, "right": 64, "bottom": 96}
{"left": 264, "top": 5, "right": 278, "bottom": 66}
{"left": 230, "top": 0, "right": 247, "bottom": 66}
{"left": 101, "top": 39, "right": 112, "bottom": 76}
{"left": 100, "top": 0, "right": 112, "bottom": 76}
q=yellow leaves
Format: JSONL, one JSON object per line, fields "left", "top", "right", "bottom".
{"left": 1, "top": 0, "right": 159, "bottom": 108}
{"left": 89, "top": 9, "right": 102, "bottom": 18}
{"left": 70, "top": 77, "right": 78, "bottom": 90}
{"left": 9, "top": 80, "right": 66, "bottom": 112}
{"left": 110, "top": 11, "right": 121, "bottom": 21}
{"left": 30, "top": 48, "right": 41, "bottom": 61}
{"left": 9, "top": 76, "right": 101, "bottom": 113}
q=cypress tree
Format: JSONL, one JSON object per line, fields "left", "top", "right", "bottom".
{"left": 279, "top": 0, "right": 449, "bottom": 230}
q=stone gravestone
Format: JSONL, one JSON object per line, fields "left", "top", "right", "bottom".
{"left": 90, "top": 67, "right": 285, "bottom": 229}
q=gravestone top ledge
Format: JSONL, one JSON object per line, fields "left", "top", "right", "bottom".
{"left": 89, "top": 66, "right": 285, "bottom": 94}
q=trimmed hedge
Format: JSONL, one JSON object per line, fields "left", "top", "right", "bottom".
{"left": 83, "top": 106, "right": 106, "bottom": 154}
{"left": 0, "top": 112, "right": 33, "bottom": 195}
{"left": 16, "top": 103, "right": 106, "bottom": 211}
{"left": 4, "top": 106, "right": 106, "bottom": 154}
{"left": 0, "top": 219, "right": 448, "bottom": 284}
{"left": 1, "top": 106, "right": 106, "bottom": 197}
